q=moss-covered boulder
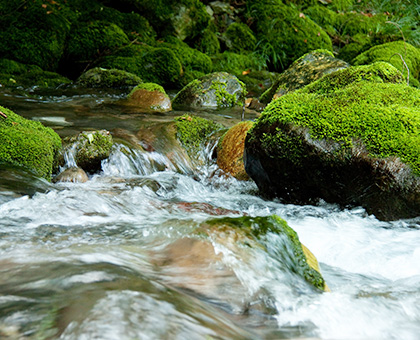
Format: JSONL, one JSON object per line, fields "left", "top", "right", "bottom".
{"left": 193, "top": 27, "right": 221, "bottom": 55}
{"left": 60, "top": 130, "right": 113, "bottom": 173}
{"left": 245, "top": 66, "right": 420, "bottom": 220}
{"left": 217, "top": 121, "right": 253, "bottom": 180}
{"left": 247, "top": 0, "right": 332, "bottom": 72}
{"left": 172, "top": 72, "right": 247, "bottom": 110}
{"left": 211, "top": 52, "right": 265, "bottom": 76}
{"left": 124, "top": 83, "right": 172, "bottom": 113}
{"left": 61, "top": 20, "right": 130, "bottom": 78}
{"left": 260, "top": 50, "right": 349, "bottom": 104}
{"left": 0, "top": 0, "right": 71, "bottom": 71}
{"left": 223, "top": 22, "right": 257, "bottom": 53}
{"left": 174, "top": 114, "right": 224, "bottom": 160}
{"left": 98, "top": 46, "right": 183, "bottom": 89}
{"left": 0, "top": 59, "right": 71, "bottom": 89}
{"left": 0, "top": 105, "right": 62, "bottom": 180}
{"left": 76, "top": 67, "right": 142, "bottom": 88}
{"left": 352, "top": 41, "right": 420, "bottom": 87}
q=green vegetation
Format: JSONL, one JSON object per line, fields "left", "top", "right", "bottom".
{"left": 129, "top": 83, "right": 167, "bottom": 95}
{"left": 0, "top": 105, "right": 62, "bottom": 180}
{"left": 204, "top": 215, "right": 326, "bottom": 291}
{"left": 251, "top": 79, "right": 420, "bottom": 173}
{"left": 352, "top": 41, "right": 420, "bottom": 87}
{"left": 76, "top": 67, "right": 142, "bottom": 88}
{"left": 174, "top": 114, "right": 223, "bottom": 155}
{"left": 224, "top": 23, "right": 257, "bottom": 53}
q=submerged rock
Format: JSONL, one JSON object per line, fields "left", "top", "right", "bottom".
{"left": 60, "top": 130, "right": 113, "bottom": 173}
{"left": 124, "top": 83, "right": 172, "bottom": 113}
{"left": 172, "top": 72, "right": 247, "bottom": 110}
{"left": 217, "top": 121, "right": 253, "bottom": 180}
{"left": 53, "top": 167, "right": 89, "bottom": 183}
{"left": 0, "top": 105, "right": 61, "bottom": 180}
{"left": 158, "top": 215, "right": 328, "bottom": 294}
{"left": 260, "top": 49, "right": 349, "bottom": 104}
{"left": 245, "top": 63, "right": 420, "bottom": 221}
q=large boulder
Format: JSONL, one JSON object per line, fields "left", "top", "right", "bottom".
{"left": 260, "top": 50, "right": 349, "bottom": 104}
{"left": 245, "top": 63, "right": 420, "bottom": 221}
{"left": 0, "top": 105, "right": 62, "bottom": 180}
{"left": 172, "top": 72, "right": 247, "bottom": 110}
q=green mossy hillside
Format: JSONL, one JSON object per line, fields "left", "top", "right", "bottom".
{"left": 0, "top": 106, "right": 62, "bottom": 180}
{"left": 251, "top": 81, "right": 420, "bottom": 174}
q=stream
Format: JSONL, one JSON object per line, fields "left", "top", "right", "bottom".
{"left": 1, "top": 87, "right": 420, "bottom": 339}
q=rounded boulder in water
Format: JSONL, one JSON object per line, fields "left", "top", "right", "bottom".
{"left": 53, "top": 167, "right": 89, "bottom": 183}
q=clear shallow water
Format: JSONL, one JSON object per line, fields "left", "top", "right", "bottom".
{"left": 1, "top": 89, "right": 420, "bottom": 339}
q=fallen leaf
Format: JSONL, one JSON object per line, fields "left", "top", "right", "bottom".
{"left": 299, "top": 12, "right": 305, "bottom": 18}
{"left": 242, "top": 69, "right": 251, "bottom": 75}
{"left": 41, "top": 3, "right": 47, "bottom": 8}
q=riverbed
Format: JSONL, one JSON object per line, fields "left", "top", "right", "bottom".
{"left": 1, "top": 87, "right": 420, "bottom": 339}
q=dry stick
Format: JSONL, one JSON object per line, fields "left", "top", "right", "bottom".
{"left": 386, "top": 21, "right": 409, "bottom": 85}
{"left": 0, "top": 111, "right": 7, "bottom": 118}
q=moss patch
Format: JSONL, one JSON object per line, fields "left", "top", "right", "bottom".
{"left": 129, "top": 83, "right": 167, "bottom": 96}
{"left": 0, "top": 106, "right": 62, "bottom": 180}
{"left": 175, "top": 114, "right": 224, "bottom": 155}
{"left": 204, "top": 215, "right": 326, "bottom": 291}
{"left": 76, "top": 67, "right": 142, "bottom": 88}
{"left": 251, "top": 81, "right": 420, "bottom": 174}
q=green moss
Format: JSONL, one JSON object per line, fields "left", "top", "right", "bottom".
{"left": 304, "top": 5, "right": 339, "bottom": 36}
{"left": 247, "top": 0, "right": 332, "bottom": 72}
{"left": 303, "top": 62, "right": 404, "bottom": 94}
{"left": 204, "top": 215, "right": 326, "bottom": 290}
{"left": 336, "top": 11, "right": 386, "bottom": 36}
{"left": 224, "top": 22, "right": 257, "bottom": 53}
{"left": 128, "top": 83, "right": 167, "bottom": 96}
{"left": 352, "top": 41, "right": 420, "bottom": 86}
{"left": 0, "top": 106, "right": 62, "bottom": 180}
{"left": 211, "top": 52, "right": 265, "bottom": 75}
{"left": 174, "top": 114, "right": 224, "bottom": 155}
{"left": 252, "top": 81, "right": 420, "bottom": 174}
{"left": 338, "top": 33, "right": 373, "bottom": 62}
{"left": 0, "top": 59, "right": 71, "bottom": 89}
{"left": 76, "top": 67, "right": 142, "bottom": 88}
{"left": 193, "top": 27, "right": 221, "bottom": 55}
{"left": 0, "top": 0, "right": 71, "bottom": 71}
{"left": 62, "top": 20, "right": 130, "bottom": 78}
{"left": 209, "top": 81, "right": 243, "bottom": 107}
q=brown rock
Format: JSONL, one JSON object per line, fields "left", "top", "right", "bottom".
{"left": 217, "top": 121, "right": 253, "bottom": 180}
{"left": 53, "top": 167, "right": 89, "bottom": 183}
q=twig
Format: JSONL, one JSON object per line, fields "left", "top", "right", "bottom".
{"left": 390, "top": 53, "right": 410, "bottom": 85}
{"left": 386, "top": 21, "right": 409, "bottom": 85}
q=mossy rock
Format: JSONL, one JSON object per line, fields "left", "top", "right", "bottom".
{"left": 217, "top": 121, "right": 254, "bottom": 180}
{"left": 237, "top": 70, "right": 277, "bottom": 97}
{"left": 0, "top": 105, "right": 62, "bottom": 180}
{"left": 352, "top": 40, "right": 420, "bottom": 87}
{"left": 61, "top": 130, "right": 113, "bottom": 173}
{"left": 0, "top": 0, "right": 71, "bottom": 71}
{"left": 175, "top": 114, "right": 224, "bottom": 158}
{"left": 193, "top": 28, "right": 221, "bottom": 55}
{"left": 123, "top": 0, "right": 210, "bottom": 41}
{"left": 200, "top": 215, "right": 327, "bottom": 291}
{"left": 98, "top": 47, "right": 183, "bottom": 89}
{"left": 61, "top": 20, "right": 130, "bottom": 78}
{"left": 76, "top": 67, "right": 142, "bottom": 88}
{"left": 223, "top": 22, "right": 257, "bottom": 53}
{"left": 245, "top": 79, "right": 420, "bottom": 220}
{"left": 248, "top": 0, "right": 332, "bottom": 72}
{"left": 172, "top": 72, "right": 247, "bottom": 110}
{"left": 158, "top": 37, "right": 213, "bottom": 76}
{"left": 0, "top": 59, "right": 71, "bottom": 89}
{"left": 260, "top": 50, "right": 349, "bottom": 104}
{"left": 337, "top": 33, "right": 373, "bottom": 62}
{"left": 125, "top": 83, "right": 172, "bottom": 113}
{"left": 304, "top": 5, "right": 339, "bottom": 36}
{"left": 211, "top": 52, "right": 265, "bottom": 76}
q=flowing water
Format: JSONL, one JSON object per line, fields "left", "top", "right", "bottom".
{"left": 1, "top": 87, "right": 420, "bottom": 339}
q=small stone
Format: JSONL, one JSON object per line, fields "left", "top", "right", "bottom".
{"left": 53, "top": 167, "right": 89, "bottom": 183}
